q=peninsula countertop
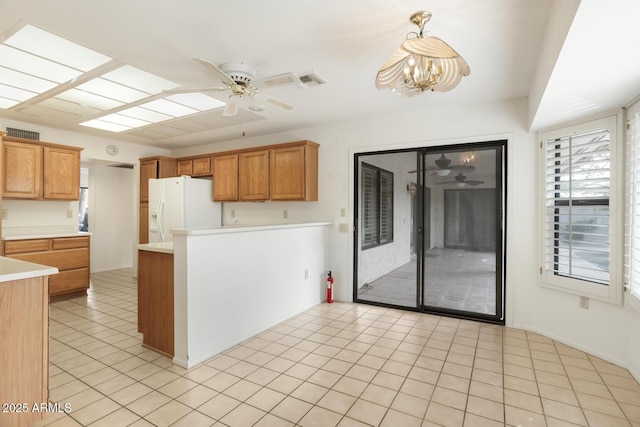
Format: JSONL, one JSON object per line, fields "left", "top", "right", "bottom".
{"left": 0, "top": 256, "right": 58, "bottom": 283}
{"left": 2, "top": 231, "right": 92, "bottom": 241}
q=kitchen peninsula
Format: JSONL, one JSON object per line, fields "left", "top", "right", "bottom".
{"left": 138, "top": 222, "right": 330, "bottom": 368}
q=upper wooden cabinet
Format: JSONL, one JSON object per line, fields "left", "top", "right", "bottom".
{"left": 177, "top": 156, "right": 212, "bottom": 177}
{"left": 43, "top": 145, "right": 80, "bottom": 200}
{"left": 2, "top": 137, "right": 82, "bottom": 200}
{"left": 239, "top": 149, "right": 270, "bottom": 201}
{"left": 212, "top": 154, "right": 239, "bottom": 201}
{"left": 139, "top": 157, "right": 176, "bottom": 202}
{"left": 270, "top": 141, "right": 318, "bottom": 201}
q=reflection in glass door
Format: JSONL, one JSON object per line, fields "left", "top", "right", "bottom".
{"left": 354, "top": 141, "right": 505, "bottom": 323}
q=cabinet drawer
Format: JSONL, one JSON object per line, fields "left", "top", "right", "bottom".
{"left": 50, "top": 268, "right": 89, "bottom": 295}
{"left": 52, "top": 237, "right": 89, "bottom": 250}
{"left": 4, "top": 239, "right": 50, "bottom": 254}
{"left": 9, "top": 248, "right": 88, "bottom": 271}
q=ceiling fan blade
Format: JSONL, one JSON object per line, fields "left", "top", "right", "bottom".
{"left": 252, "top": 90, "right": 294, "bottom": 111}
{"left": 222, "top": 101, "right": 239, "bottom": 117}
{"left": 252, "top": 72, "right": 301, "bottom": 89}
{"left": 193, "top": 58, "right": 235, "bottom": 85}
{"left": 465, "top": 180, "right": 484, "bottom": 186}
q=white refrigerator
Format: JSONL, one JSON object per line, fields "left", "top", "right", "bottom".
{"left": 148, "top": 176, "right": 222, "bottom": 243}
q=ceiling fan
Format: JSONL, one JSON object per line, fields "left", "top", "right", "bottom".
{"left": 167, "top": 58, "right": 300, "bottom": 116}
{"left": 409, "top": 153, "right": 475, "bottom": 176}
{"left": 437, "top": 172, "right": 484, "bottom": 187}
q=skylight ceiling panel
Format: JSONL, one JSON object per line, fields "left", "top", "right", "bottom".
{"left": 102, "top": 65, "right": 179, "bottom": 94}
{"left": 140, "top": 99, "right": 198, "bottom": 117}
{"left": 0, "top": 44, "right": 82, "bottom": 83}
{"left": 38, "top": 97, "right": 102, "bottom": 117}
{"left": 5, "top": 24, "right": 111, "bottom": 71}
{"left": 77, "top": 78, "right": 150, "bottom": 103}
{"left": 56, "top": 89, "right": 124, "bottom": 111}
{"left": 118, "top": 106, "right": 172, "bottom": 123}
{"left": 20, "top": 104, "right": 82, "bottom": 121}
{"left": 0, "top": 66, "right": 58, "bottom": 93}
{"left": 0, "top": 97, "right": 20, "bottom": 109}
{"left": 79, "top": 119, "right": 130, "bottom": 132}
{"left": 166, "top": 93, "right": 226, "bottom": 111}
{"left": 99, "top": 113, "right": 151, "bottom": 128}
{"left": 0, "top": 82, "right": 37, "bottom": 102}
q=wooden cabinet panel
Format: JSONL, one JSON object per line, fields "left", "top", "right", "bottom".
{"left": 239, "top": 149, "right": 269, "bottom": 201}
{"left": 0, "top": 276, "right": 48, "bottom": 427}
{"left": 270, "top": 141, "right": 318, "bottom": 201}
{"left": 139, "top": 160, "right": 158, "bottom": 203}
{"left": 212, "top": 154, "right": 239, "bottom": 201}
{"left": 193, "top": 156, "right": 211, "bottom": 176}
{"left": 2, "top": 140, "right": 42, "bottom": 199}
{"left": 138, "top": 250, "right": 174, "bottom": 356}
{"left": 140, "top": 202, "right": 149, "bottom": 244}
{"left": 52, "top": 236, "right": 89, "bottom": 250}
{"left": 176, "top": 159, "right": 193, "bottom": 176}
{"left": 43, "top": 145, "right": 80, "bottom": 200}
{"left": 4, "top": 239, "right": 50, "bottom": 254}
{"left": 50, "top": 268, "right": 89, "bottom": 294}
{"left": 4, "top": 237, "right": 90, "bottom": 296}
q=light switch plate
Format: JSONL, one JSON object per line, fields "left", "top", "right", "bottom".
{"left": 339, "top": 223, "right": 348, "bottom": 233}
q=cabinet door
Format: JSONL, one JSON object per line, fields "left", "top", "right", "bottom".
{"left": 192, "top": 156, "right": 212, "bottom": 176}
{"left": 270, "top": 145, "right": 306, "bottom": 200}
{"left": 2, "top": 140, "right": 42, "bottom": 199}
{"left": 176, "top": 160, "right": 193, "bottom": 176}
{"left": 43, "top": 146, "right": 80, "bottom": 200}
{"left": 139, "top": 160, "right": 158, "bottom": 202}
{"left": 140, "top": 202, "right": 149, "bottom": 244}
{"left": 239, "top": 150, "right": 270, "bottom": 201}
{"left": 212, "top": 154, "right": 239, "bottom": 201}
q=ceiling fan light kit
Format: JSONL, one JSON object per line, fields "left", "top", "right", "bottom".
{"left": 375, "top": 10, "right": 470, "bottom": 96}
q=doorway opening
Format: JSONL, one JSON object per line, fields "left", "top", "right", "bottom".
{"left": 353, "top": 141, "right": 506, "bottom": 323}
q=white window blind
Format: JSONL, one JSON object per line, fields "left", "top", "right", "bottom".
{"left": 544, "top": 127, "right": 611, "bottom": 285}
{"left": 625, "top": 112, "right": 640, "bottom": 302}
{"left": 541, "top": 114, "right": 621, "bottom": 303}
{"left": 361, "top": 165, "right": 379, "bottom": 247}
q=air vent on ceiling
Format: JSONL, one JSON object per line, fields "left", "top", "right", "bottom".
{"left": 6, "top": 127, "right": 40, "bottom": 140}
{"left": 297, "top": 71, "right": 328, "bottom": 88}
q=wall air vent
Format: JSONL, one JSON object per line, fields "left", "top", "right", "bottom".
{"left": 297, "top": 71, "right": 328, "bottom": 88}
{"left": 6, "top": 127, "right": 40, "bottom": 140}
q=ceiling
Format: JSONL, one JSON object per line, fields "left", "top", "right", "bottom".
{"left": 0, "top": 0, "right": 638, "bottom": 150}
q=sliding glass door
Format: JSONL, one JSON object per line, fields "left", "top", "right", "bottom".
{"left": 354, "top": 141, "right": 505, "bottom": 323}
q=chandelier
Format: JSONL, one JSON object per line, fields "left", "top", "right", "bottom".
{"left": 375, "top": 10, "right": 470, "bottom": 96}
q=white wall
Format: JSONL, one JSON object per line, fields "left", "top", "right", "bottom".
{"left": 88, "top": 164, "right": 135, "bottom": 272}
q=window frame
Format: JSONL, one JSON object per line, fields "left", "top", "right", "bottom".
{"left": 360, "top": 162, "right": 394, "bottom": 250}
{"left": 540, "top": 114, "right": 623, "bottom": 304}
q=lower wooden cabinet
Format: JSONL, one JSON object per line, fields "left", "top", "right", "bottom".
{"left": 4, "top": 236, "right": 90, "bottom": 296}
{"left": 138, "top": 250, "right": 174, "bottom": 356}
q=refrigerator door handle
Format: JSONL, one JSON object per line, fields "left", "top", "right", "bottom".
{"left": 158, "top": 199, "right": 165, "bottom": 242}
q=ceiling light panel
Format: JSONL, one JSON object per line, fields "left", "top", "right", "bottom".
{"left": 4, "top": 24, "right": 111, "bottom": 71}
{"left": 79, "top": 119, "right": 131, "bottom": 133}
{"left": 101, "top": 65, "right": 179, "bottom": 94}
{"left": 140, "top": 99, "right": 199, "bottom": 117}
{"left": 0, "top": 97, "right": 20, "bottom": 109}
{"left": 0, "top": 66, "right": 58, "bottom": 93}
{"left": 117, "top": 106, "right": 173, "bottom": 123}
{"left": 167, "top": 93, "right": 226, "bottom": 110}
{"left": 0, "top": 44, "right": 82, "bottom": 83}
{"left": 56, "top": 89, "right": 124, "bottom": 110}
{"left": 0, "top": 82, "right": 36, "bottom": 102}
{"left": 98, "top": 113, "right": 151, "bottom": 128}
{"left": 76, "top": 78, "right": 150, "bottom": 103}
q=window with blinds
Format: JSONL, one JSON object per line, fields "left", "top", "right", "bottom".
{"left": 625, "top": 112, "right": 640, "bottom": 306}
{"left": 361, "top": 163, "right": 393, "bottom": 249}
{"left": 541, "top": 114, "right": 621, "bottom": 303}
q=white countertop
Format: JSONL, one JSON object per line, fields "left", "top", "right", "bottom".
{"left": 138, "top": 242, "right": 174, "bottom": 254}
{"left": 0, "top": 257, "right": 58, "bottom": 283}
{"left": 3, "top": 231, "right": 91, "bottom": 241}
{"left": 172, "top": 222, "right": 332, "bottom": 236}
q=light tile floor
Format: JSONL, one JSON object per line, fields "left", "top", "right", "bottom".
{"left": 33, "top": 268, "right": 640, "bottom": 426}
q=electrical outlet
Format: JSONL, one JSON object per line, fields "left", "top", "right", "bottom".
{"left": 230, "top": 209, "right": 235, "bottom": 218}
{"left": 1, "top": 209, "right": 6, "bottom": 220}
{"left": 67, "top": 210, "right": 73, "bottom": 218}
{"left": 580, "top": 296, "right": 589, "bottom": 309}
{"left": 283, "top": 210, "right": 288, "bottom": 219}
{"left": 339, "top": 223, "right": 348, "bottom": 233}
{"left": 340, "top": 208, "right": 346, "bottom": 217}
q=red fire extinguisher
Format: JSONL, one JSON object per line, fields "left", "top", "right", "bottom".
{"left": 327, "top": 271, "right": 334, "bottom": 303}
